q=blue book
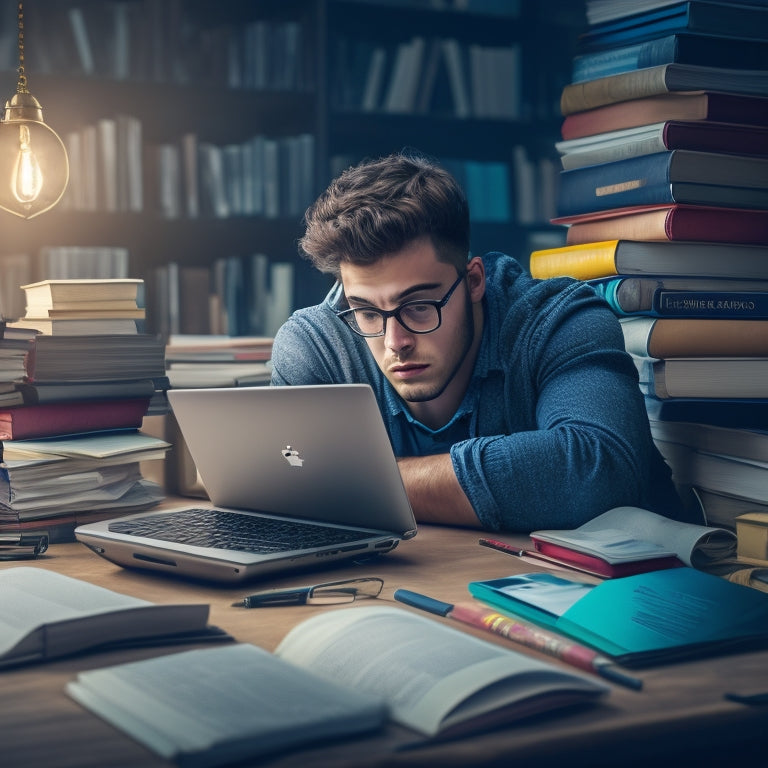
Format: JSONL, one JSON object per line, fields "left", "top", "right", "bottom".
{"left": 581, "top": 1, "right": 768, "bottom": 49}
{"left": 590, "top": 276, "right": 768, "bottom": 317}
{"left": 557, "top": 150, "right": 768, "bottom": 217}
{"left": 572, "top": 33, "right": 768, "bottom": 82}
{"left": 469, "top": 568, "right": 768, "bottom": 667}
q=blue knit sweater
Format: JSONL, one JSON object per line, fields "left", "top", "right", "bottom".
{"left": 270, "top": 252, "right": 686, "bottom": 531}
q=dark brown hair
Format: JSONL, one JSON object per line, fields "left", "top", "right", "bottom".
{"left": 299, "top": 151, "right": 470, "bottom": 277}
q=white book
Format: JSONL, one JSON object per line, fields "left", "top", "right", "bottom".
{"left": 0, "top": 567, "right": 212, "bottom": 669}
{"left": 66, "top": 606, "right": 606, "bottom": 765}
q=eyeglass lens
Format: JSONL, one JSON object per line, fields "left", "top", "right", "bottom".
{"left": 307, "top": 577, "right": 384, "bottom": 605}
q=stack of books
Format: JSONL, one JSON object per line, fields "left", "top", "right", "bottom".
{"left": 528, "top": 0, "right": 768, "bottom": 529}
{"left": 0, "top": 278, "right": 170, "bottom": 542}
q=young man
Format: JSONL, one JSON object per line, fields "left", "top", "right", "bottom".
{"left": 270, "top": 151, "right": 688, "bottom": 531}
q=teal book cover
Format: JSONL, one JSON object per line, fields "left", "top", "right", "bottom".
{"left": 469, "top": 568, "right": 768, "bottom": 667}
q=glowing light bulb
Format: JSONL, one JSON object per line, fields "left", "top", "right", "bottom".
{"left": 11, "top": 123, "right": 42, "bottom": 204}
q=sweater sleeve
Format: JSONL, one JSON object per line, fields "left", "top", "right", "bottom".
{"left": 450, "top": 282, "right": 682, "bottom": 531}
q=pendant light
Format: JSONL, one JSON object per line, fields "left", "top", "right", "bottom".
{"left": 0, "top": 2, "right": 69, "bottom": 219}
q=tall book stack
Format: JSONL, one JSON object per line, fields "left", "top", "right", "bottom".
{"left": 528, "top": 0, "right": 768, "bottom": 529}
{"left": 0, "top": 279, "right": 170, "bottom": 543}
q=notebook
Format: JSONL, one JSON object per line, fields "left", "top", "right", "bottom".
{"left": 75, "top": 385, "right": 417, "bottom": 583}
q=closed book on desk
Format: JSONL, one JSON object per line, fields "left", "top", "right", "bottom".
{"left": 529, "top": 240, "right": 768, "bottom": 281}
{"left": 529, "top": 505, "right": 734, "bottom": 576}
{"left": 21, "top": 278, "right": 142, "bottom": 309}
{"left": 558, "top": 121, "right": 768, "bottom": 170}
{"left": 591, "top": 276, "right": 768, "bottom": 317}
{"left": 560, "top": 92, "right": 768, "bottom": 141}
{"left": 469, "top": 567, "right": 768, "bottom": 667}
{"left": 572, "top": 33, "right": 768, "bottom": 83}
{"left": 556, "top": 204, "right": 768, "bottom": 246}
{"left": 24, "top": 334, "right": 166, "bottom": 383}
{"left": 557, "top": 150, "right": 768, "bottom": 217}
{"left": 0, "top": 396, "right": 150, "bottom": 440}
{"left": 620, "top": 316, "right": 768, "bottom": 357}
{"left": 560, "top": 63, "right": 768, "bottom": 115}
{"left": 66, "top": 606, "right": 607, "bottom": 766}
{"left": 0, "top": 567, "right": 224, "bottom": 669}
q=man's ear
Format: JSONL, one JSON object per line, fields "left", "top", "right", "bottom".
{"left": 466, "top": 256, "right": 486, "bottom": 302}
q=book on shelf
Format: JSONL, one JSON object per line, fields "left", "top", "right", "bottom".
{"left": 555, "top": 204, "right": 768, "bottom": 246}
{"left": 557, "top": 150, "right": 768, "bottom": 217}
{"left": 620, "top": 316, "right": 768, "bottom": 358}
{"left": 529, "top": 240, "right": 768, "bottom": 281}
{"left": 560, "top": 63, "right": 768, "bottom": 116}
{"left": 528, "top": 505, "right": 734, "bottom": 577}
{"left": 0, "top": 567, "right": 225, "bottom": 670}
{"left": 635, "top": 356, "right": 768, "bottom": 400}
{"left": 0, "top": 397, "right": 151, "bottom": 441}
{"left": 560, "top": 92, "right": 768, "bottom": 142}
{"left": 583, "top": 1, "right": 768, "bottom": 45}
{"left": 572, "top": 33, "right": 768, "bottom": 83}
{"left": 469, "top": 565, "right": 768, "bottom": 667}
{"left": 591, "top": 276, "right": 768, "bottom": 317}
{"left": 66, "top": 606, "right": 607, "bottom": 766}
{"left": 557, "top": 121, "right": 768, "bottom": 170}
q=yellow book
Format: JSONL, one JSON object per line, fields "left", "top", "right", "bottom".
{"left": 530, "top": 240, "right": 622, "bottom": 280}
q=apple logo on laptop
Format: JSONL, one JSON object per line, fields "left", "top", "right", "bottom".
{"left": 282, "top": 445, "right": 304, "bottom": 467}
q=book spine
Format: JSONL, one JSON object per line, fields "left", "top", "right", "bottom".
{"left": 654, "top": 291, "right": 768, "bottom": 318}
{"left": 529, "top": 240, "right": 620, "bottom": 280}
{"left": 560, "top": 65, "right": 672, "bottom": 115}
{"left": 572, "top": 36, "right": 678, "bottom": 82}
{"left": 557, "top": 154, "right": 672, "bottom": 217}
{"left": 573, "top": 34, "right": 768, "bottom": 83}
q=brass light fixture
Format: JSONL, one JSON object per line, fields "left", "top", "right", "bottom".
{"left": 0, "top": 2, "right": 69, "bottom": 219}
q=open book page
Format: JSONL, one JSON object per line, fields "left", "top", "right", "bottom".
{"left": 0, "top": 567, "right": 211, "bottom": 667}
{"left": 275, "top": 605, "right": 607, "bottom": 737}
{"left": 531, "top": 506, "right": 735, "bottom": 567}
{"left": 66, "top": 644, "right": 387, "bottom": 766}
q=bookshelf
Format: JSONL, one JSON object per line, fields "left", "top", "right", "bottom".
{"left": 0, "top": 0, "right": 584, "bottom": 334}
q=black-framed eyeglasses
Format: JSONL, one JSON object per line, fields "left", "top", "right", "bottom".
{"left": 231, "top": 577, "right": 384, "bottom": 608}
{"left": 335, "top": 271, "right": 466, "bottom": 338}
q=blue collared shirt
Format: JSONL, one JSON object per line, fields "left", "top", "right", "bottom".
{"left": 270, "top": 252, "right": 686, "bottom": 531}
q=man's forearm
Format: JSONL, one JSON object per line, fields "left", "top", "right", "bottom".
{"left": 397, "top": 454, "right": 482, "bottom": 528}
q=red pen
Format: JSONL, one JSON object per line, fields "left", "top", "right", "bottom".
{"left": 393, "top": 588, "right": 642, "bottom": 691}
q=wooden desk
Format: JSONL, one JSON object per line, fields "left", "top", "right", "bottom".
{"left": 2, "top": 522, "right": 767, "bottom": 768}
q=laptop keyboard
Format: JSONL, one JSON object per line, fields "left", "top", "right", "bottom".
{"left": 108, "top": 507, "right": 369, "bottom": 554}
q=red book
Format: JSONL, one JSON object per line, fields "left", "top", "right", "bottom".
{"left": 530, "top": 538, "right": 685, "bottom": 579}
{"left": 560, "top": 91, "right": 768, "bottom": 140}
{"left": 0, "top": 397, "right": 151, "bottom": 440}
{"left": 552, "top": 204, "right": 768, "bottom": 246}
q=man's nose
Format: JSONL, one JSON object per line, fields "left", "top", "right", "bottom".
{"left": 383, "top": 315, "right": 415, "bottom": 352}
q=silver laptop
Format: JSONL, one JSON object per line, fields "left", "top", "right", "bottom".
{"left": 75, "top": 385, "right": 417, "bottom": 583}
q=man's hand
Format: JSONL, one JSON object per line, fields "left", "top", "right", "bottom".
{"left": 397, "top": 454, "right": 482, "bottom": 528}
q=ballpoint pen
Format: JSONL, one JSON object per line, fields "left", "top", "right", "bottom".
{"left": 394, "top": 588, "right": 642, "bottom": 691}
{"left": 479, "top": 537, "right": 605, "bottom": 579}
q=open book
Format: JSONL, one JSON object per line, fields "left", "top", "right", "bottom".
{"left": 66, "top": 606, "right": 608, "bottom": 766}
{"left": 529, "top": 506, "right": 736, "bottom": 578}
{"left": 0, "top": 567, "right": 223, "bottom": 668}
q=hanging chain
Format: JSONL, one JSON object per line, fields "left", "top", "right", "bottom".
{"left": 16, "top": 1, "right": 28, "bottom": 93}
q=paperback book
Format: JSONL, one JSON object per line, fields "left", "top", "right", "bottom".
{"left": 66, "top": 606, "right": 608, "bottom": 765}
